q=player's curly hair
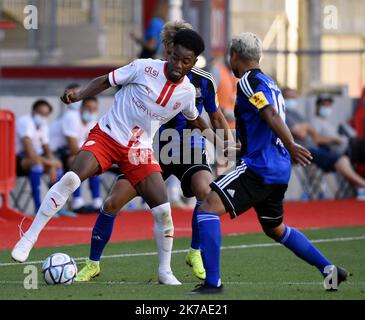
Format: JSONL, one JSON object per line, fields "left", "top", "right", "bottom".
{"left": 173, "top": 29, "right": 205, "bottom": 57}
{"left": 230, "top": 32, "right": 262, "bottom": 62}
{"left": 160, "top": 20, "right": 193, "bottom": 47}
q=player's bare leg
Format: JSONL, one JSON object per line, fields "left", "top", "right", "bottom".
{"left": 11, "top": 151, "right": 101, "bottom": 262}
{"left": 135, "top": 172, "right": 181, "bottom": 285}
{"left": 186, "top": 170, "right": 213, "bottom": 280}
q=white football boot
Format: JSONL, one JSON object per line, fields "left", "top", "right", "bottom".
{"left": 11, "top": 235, "right": 35, "bottom": 263}
{"left": 158, "top": 271, "right": 182, "bottom": 285}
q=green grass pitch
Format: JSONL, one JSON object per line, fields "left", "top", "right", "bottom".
{"left": 0, "top": 226, "right": 364, "bottom": 300}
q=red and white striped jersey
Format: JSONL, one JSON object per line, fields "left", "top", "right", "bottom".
{"left": 98, "top": 59, "right": 198, "bottom": 149}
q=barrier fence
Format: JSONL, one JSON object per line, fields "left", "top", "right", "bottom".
{"left": 0, "top": 109, "right": 26, "bottom": 221}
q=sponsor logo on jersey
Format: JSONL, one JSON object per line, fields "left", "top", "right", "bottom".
{"left": 144, "top": 66, "right": 159, "bottom": 79}
{"left": 195, "top": 87, "right": 202, "bottom": 98}
{"left": 132, "top": 97, "right": 167, "bottom": 122}
{"left": 173, "top": 102, "right": 181, "bottom": 110}
{"left": 85, "top": 140, "right": 96, "bottom": 147}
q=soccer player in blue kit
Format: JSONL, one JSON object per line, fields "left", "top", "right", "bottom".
{"left": 191, "top": 32, "right": 350, "bottom": 294}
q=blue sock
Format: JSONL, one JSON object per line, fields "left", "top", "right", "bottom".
{"left": 29, "top": 165, "right": 43, "bottom": 211}
{"left": 89, "top": 176, "right": 100, "bottom": 198}
{"left": 197, "top": 211, "right": 221, "bottom": 287}
{"left": 89, "top": 208, "right": 116, "bottom": 262}
{"left": 190, "top": 201, "right": 202, "bottom": 250}
{"left": 56, "top": 168, "right": 64, "bottom": 181}
{"left": 48, "top": 168, "right": 64, "bottom": 188}
{"left": 279, "top": 225, "right": 332, "bottom": 276}
{"left": 73, "top": 186, "right": 81, "bottom": 198}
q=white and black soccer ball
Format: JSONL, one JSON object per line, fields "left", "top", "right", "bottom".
{"left": 41, "top": 253, "right": 77, "bottom": 285}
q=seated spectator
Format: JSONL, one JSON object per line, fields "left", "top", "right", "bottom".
{"left": 283, "top": 88, "right": 365, "bottom": 200}
{"left": 50, "top": 97, "right": 102, "bottom": 212}
{"left": 313, "top": 94, "right": 365, "bottom": 167}
{"left": 130, "top": 9, "right": 166, "bottom": 59}
{"left": 16, "top": 100, "right": 63, "bottom": 212}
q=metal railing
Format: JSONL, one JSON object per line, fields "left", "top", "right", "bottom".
{"left": 1, "top": 0, "right": 139, "bottom": 62}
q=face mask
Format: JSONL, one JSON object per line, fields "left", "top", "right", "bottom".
{"left": 69, "top": 101, "right": 82, "bottom": 110}
{"left": 319, "top": 106, "right": 332, "bottom": 118}
{"left": 33, "top": 114, "right": 48, "bottom": 127}
{"left": 82, "top": 111, "right": 98, "bottom": 123}
{"left": 285, "top": 99, "right": 297, "bottom": 110}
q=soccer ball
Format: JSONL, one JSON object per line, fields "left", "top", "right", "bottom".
{"left": 41, "top": 253, "right": 77, "bottom": 285}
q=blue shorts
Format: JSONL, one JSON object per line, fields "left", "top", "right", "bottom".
{"left": 309, "top": 146, "right": 341, "bottom": 172}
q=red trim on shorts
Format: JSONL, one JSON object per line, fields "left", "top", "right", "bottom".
{"left": 112, "top": 71, "right": 117, "bottom": 86}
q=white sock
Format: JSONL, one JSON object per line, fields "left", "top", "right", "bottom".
{"left": 25, "top": 172, "right": 81, "bottom": 242}
{"left": 72, "top": 197, "right": 85, "bottom": 210}
{"left": 89, "top": 259, "right": 100, "bottom": 266}
{"left": 151, "top": 203, "right": 174, "bottom": 274}
{"left": 92, "top": 197, "right": 103, "bottom": 209}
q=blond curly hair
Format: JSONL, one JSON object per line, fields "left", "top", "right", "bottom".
{"left": 160, "top": 20, "right": 193, "bottom": 47}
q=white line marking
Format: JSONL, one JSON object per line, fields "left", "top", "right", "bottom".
{"left": 0, "top": 280, "right": 364, "bottom": 286}
{"left": 1, "top": 235, "right": 364, "bottom": 267}
{"left": 44, "top": 227, "right": 93, "bottom": 232}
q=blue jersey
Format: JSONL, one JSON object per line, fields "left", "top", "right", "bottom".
{"left": 158, "top": 67, "right": 218, "bottom": 150}
{"left": 235, "top": 69, "right": 291, "bottom": 185}
{"left": 144, "top": 17, "right": 164, "bottom": 52}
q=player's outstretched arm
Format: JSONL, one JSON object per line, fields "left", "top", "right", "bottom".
{"left": 208, "top": 108, "right": 235, "bottom": 142}
{"left": 188, "top": 115, "right": 225, "bottom": 149}
{"left": 260, "top": 105, "right": 313, "bottom": 166}
{"left": 60, "top": 75, "right": 111, "bottom": 104}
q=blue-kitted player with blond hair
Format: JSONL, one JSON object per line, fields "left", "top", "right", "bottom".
{"left": 190, "top": 32, "right": 350, "bottom": 294}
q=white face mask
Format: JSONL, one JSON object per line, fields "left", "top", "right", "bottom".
{"left": 319, "top": 106, "right": 332, "bottom": 118}
{"left": 285, "top": 99, "right": 297, "bottom": 110}
{"left": 69, "top": 101, "right": 82, "bottom": 110}
{"left": 33, "top": 114, "right": 48, "bottom": 127}
{"left": 81, "top": 111, "right": 98, "bottom": 123}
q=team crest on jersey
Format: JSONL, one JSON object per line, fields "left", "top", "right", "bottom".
{"left": 173, "top": 102, "right": 181, "bottom": 110}
{"left": 195, "top": 87, "right": 202, "bottom": 98}
{"left": 85, "top": 140, "right": 96, "bottom": 147}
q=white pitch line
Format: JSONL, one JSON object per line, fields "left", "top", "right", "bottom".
{"left": 44, "top": 226, "right": 93, "bottom": 232}
{"left": 0, "top": 235, "right": 364, "bottom": 267}
{"left": 0, "top": 280, "right": 364, "bottom": 287}
{"left": 42, "top": 226, "right": 190, "bottom": 232}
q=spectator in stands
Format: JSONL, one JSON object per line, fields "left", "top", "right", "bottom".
{"left": 283, "top": 88, "right": 365, "bottom": 200}
{"left": 130, "top": 1, "right": 167, "bottom": 59}
{"left": 313, "top": 94, "right": 365, "bottom": 165}
{"left": 210, "top": 54, "right": 237, "bottom": 129}
{"left": 16, "top": 100, "right": 63, "bottom": 213}
{"left": 51, "top": 96, "right": 102, "bottom": 212}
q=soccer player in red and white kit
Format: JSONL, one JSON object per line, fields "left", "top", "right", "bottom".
{"left": 12, "top": 29, "right": 214, "bottom": 285}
